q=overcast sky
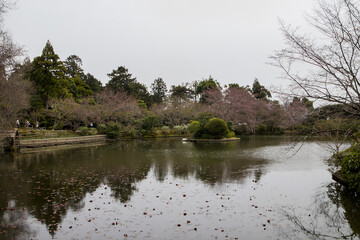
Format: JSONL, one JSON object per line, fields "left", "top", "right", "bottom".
{"left": 6, "top": 0, "right": 315, "bottom": 89}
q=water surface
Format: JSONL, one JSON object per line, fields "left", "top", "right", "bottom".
{"left": 0, "top": 136, "right": 359, "bottom": 239}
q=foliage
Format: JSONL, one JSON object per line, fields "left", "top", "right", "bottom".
{"left": 97, "top": 124, "right": 107, "bottom": 134}
{"left": 101, "top": 122, "right": 123, "bottom": 139}
{"left": 142, "top": 115, "right": 161, "bottom": 131}
{"left": 83, "top": 73, "right": 102, "bottom": 93}
{"left": 77, "top": 127, "right": 97, "bottom": 136}
{"left": 313, "top": 119, "right": 360, "bottom": 136}
{"left": 196, "top": 76, "right": 221, "bottom": 103}
{"left": 204, "top": 118, "right": 229, "bottom": 139}
{"left": 173, "top": 125, "right": 189, "bottom": 135}
{"left": 64, "top": 55, "right": 85, "bottom": 78}
{"left": 160, "top": 126, "right": 171, "bottom": 135}
{"left": 226, "top": 131, "right": 235, "bottom": 138}
{"left": 341, "top": 143, "right": 360, "bottom": 192}
{"left": 68, "top": 75, "right": 93, "bottom": 99}
{"left": 106, "top": 66, "right": 136, "bottom": 93}
{"left": 194, "top": 112, "right": 214, "bottom": 128}
{"left": 170, "top": 84, "right": 193, "bottom": 102}
{"left": 28, "top": 41, "right": 70, "bottom": 108}
{"left": 151, "top": 77, "right": 167, "bottom": 104}
{"left": 189, "top": 121, "right": 200, "bottom": 134}
{"left": 251, "top": 78, "right": 271, "bottom": 100}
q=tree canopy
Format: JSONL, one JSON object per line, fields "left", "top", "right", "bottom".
{"left": 151, "top": 77, "right": 167, "bottom": 104}
{"left": 28, "top": 41, "right": 69, "bottom": 108}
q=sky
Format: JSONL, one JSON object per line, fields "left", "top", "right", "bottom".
{"left": 5, "top": 0, "right": 316, "bottom": 89}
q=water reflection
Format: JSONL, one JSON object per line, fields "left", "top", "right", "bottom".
{"left": 0, "top": 136, "right": 358, "bottom": 239}
{"left": 282, "top": 183, "right": 360, "bottom": 239}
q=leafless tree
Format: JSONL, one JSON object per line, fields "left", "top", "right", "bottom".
{"left": 0, "top": 0, "right": 22, "bottom": 79}
{"left": 271, "top": 0, "right": 360, "bottom": 117}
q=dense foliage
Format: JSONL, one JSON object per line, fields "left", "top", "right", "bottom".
{"left": 204, "top": 118, "right": 229, "bottom": 139}
{"left": 341, "top": 143, "right": 360, "bottom": 192}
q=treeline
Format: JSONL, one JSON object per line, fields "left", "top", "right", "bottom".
{"left": 1, "top": 41, "right": 358, "bottom": 138}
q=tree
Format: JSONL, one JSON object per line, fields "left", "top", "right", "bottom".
{"left": 271, "top": 0, "right": 360, "bottom": 117}
{"left": 251, "top": 78, "right": 271, "bottom": 100}
{"left": 0, "top": 0, "right": 22, "bottom": 80}
{"left": 95, "top": 89, "right": 141, "bottom": 124}
{"left": 67, "top": 75, "right": 93, "bottom": 99}
{"left": 128, "top": 82, "right": 151, "bottom": 106}
{"left": 106, "top": 66, "right": 136, "bottom": 93}
{"left": 83, "top": 73, "right": 102, "bottom": 93}
{"left": 170, "top": 84, "right": 193, "bottom": 102}
{"left": 151, "top": 77, "right": 167, "bottom": 104}
{"left": 0, "top": 61, "right": 32, "bottom": 130}
{"left": 28, "top": 41, "right": 69, "bottom": 109}
{"left": 196, "top": 76, "right": 221, "bottom": 103}
{"left": 63, "top": 55, "right": 85, "bottom": 79}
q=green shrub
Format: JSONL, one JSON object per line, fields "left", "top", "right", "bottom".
{"left": 142, "top": 115, "right": 161, "bottom": 131}
{"left": 102, "top": 122, "right": 123, "bottom": 139}
{"left": 97, "top": 124, "right": 107, "bottom": 134}
{"left": 160, "top": 126, "right": 171, "bottom": 135}
{"left": 78, "top": 127, "right": 90, "bottom": 136}
{"left": 226, "top": 131, "right": 235, "bottom": 138}
{"left": 189, "top": 121, "right": 200, "bottom": 134}
{"left": 341, "top": 143, "right": 360, "bottom": 192}
{"left": 194, "top": 113, "right": 213, "bottom": 127}
{"left": 204, "top": 118, "right": 229, "bottom": 139}
{"left": 173, "top": 125, "right": 189, "bottom": 135}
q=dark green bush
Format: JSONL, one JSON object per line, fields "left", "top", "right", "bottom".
{"left": 341, "top": 143, "right": 360, "bottom": 192}
{"left": 142, "top": 115, "right": 161, "bottom": 131}
{"left": 204, "top": 118, "right": 229, "bottom": 139}
{"left": 255, "top": 124, "right": 268, "bottom": 134}
{"left": 200, "top": 133, "right": 214, "bottom": 139}
{"left": 101, "top": 122, "right": 123, "bottom": 139}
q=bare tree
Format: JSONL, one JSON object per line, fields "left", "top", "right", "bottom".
{"left": 271, "top": 0, "right": 360, "bottom": 117}
{"left": 0, "top": 0, "right": 22, "bottom": 79}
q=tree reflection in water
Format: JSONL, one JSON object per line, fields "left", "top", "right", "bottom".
{"left": 281, "top": 183, "right": 360, "bottom": 239}
{"left": 1, "top": 137, "right": 352, "bottom": 239}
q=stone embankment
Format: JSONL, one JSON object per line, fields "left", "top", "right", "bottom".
{"left": 17, "top": 135, "right": 107, "bottom": 148}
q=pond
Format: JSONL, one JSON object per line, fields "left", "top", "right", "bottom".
{"left": 0, "top": 136, "right": 359, "bottom": 240}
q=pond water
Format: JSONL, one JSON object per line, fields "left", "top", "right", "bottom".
{"left": 0, "top": 136, "right": 359, "bottom": 240}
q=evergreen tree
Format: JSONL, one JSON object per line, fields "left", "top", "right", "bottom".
{"left": 251, "top": 78, "right": 271, "bottom": 100}
{"left": 28, "top": 40, "right": 69, "bottom": 109}
{"left": 68, "top": 75, "right": 93, "bottom": 99}
{"left": 84, "top": 73, "right": 103, "bottom": 93}
{"left": 106, "top": 66, "right": 137, "bottom": 93}
{"left": 64, "top": 55, "right": 85, "bottom": 79}
{"left": 170, "top": 84, "right": 193, "bottom": 102}
{"left": 151, "top": 77, "right": 167, "bottom": 104}
{"left": 196, "top": 76, "right": 221, "bottom": 103}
